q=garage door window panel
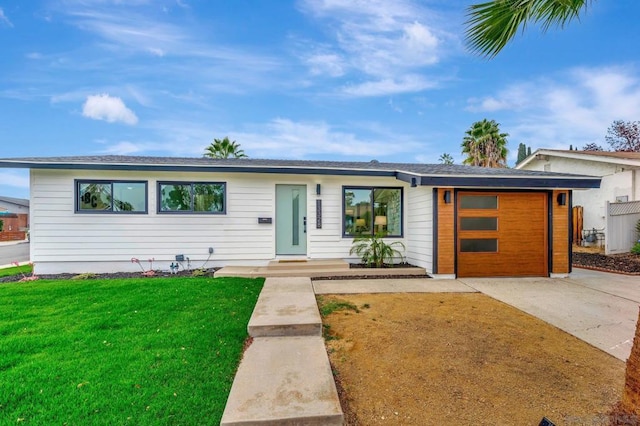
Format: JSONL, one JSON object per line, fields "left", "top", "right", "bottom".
{"left": 460, "top": 238, "right": 498, "bottom": 252}
{"left": 460, "top": 195, "right": 498, "bottom": 209}
{"left": 460, "top": 217, "right": 498, "bottom": 231}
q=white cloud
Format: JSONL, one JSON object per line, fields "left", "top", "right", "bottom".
{"left": 298, "top": 0, "right": 453, "bottom": 96}
{"left": 466, "top": 83, "right": 534, "bottom": 113}
{"left": 99, "top": 141, "right": 144, "bottom": 155}
{"left": 233, "top": 118, "right": 421, "bottom": 159}
{"left": 93, "top": 117, "right": 421, "bottom": 160}
{"left": 467, "top": 66, "right": 640, "bottom": 149}
{"left": 305, "top": 53, "right": 345, "bottom": 77}
{"left": 342, "top": 75, "right": 437, "bottom": 97}
{"left": 0, "top": 8, "right": 13, "bottom": 27}
{"left": 0, "top": 170, "right": 29, "bottom": 188}
{"left": 82, "top": 93, "right": 138, "bottom": 125}
{"left": 50, "top": 4, "right": 283, "bottom": 95}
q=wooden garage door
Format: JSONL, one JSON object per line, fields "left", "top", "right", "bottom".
{"left": 457, "top": 192, "right": 548, "bottom": 277}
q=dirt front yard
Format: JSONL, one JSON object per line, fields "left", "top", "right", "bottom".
{"left": 319, "top": 293, "right": 625, "bottom": 425}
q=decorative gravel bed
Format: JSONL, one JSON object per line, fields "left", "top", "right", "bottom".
{"left": 573, "top": 252, "right": 640, "bottom": 275}
{"left": 0, "top": 268, "right": 220, "bottom": 284}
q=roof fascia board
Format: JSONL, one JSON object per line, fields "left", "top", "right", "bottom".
{"left": 418, "top": 175, "right": 600, "bottom": 189}
{"left": 0, "top": 161, "right": 398, "bottom": 178}
{"left": 514, "top": 149, "right": 541, "bottom": 169}
{"left": 516, "top": 150, "right": 640, "bottom": 169}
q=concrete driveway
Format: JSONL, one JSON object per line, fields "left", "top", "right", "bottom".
{"left": 459, "top": 268, "right": 640, "bottom": 362}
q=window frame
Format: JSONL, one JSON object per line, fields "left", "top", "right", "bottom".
{"left": 342, "top": 185, "right": 403, "bottom": 238}
{"left": 157, "top": 181, "right": 227, "bottom": 215}
{"left": 74, "top": 179, "right": 148, "bottom": 214}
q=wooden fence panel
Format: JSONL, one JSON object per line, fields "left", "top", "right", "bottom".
{"left": 572, "top": 205, "right": 583, "bottom": 245}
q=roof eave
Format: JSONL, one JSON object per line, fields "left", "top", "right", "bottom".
{"left": 417, "top": 175, "right": 600, "bottom": 189}
{"left": 0, "top": 160, "right": 399, "bottom": 178}
{"left": 0, "top": 158, "right": 602, "bottom": 189}
{"left": 516, "top": 149, "right": 640, "bottom": 169}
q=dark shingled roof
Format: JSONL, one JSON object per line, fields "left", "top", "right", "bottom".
{"left": 0, "top": 196, "right": 29, "bottom": 207}
{"left": 0, "top": 155, "right": 601, "bottom": 189}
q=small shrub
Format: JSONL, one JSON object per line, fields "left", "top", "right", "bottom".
{"left": 191, "top": 268, "right": 206, "bottom": 277}
{"left": 632, "top": 219, "right": 640, "bottom": 255}
{"left": 72, "top": 273, "right": 98, "bottom": 280}
{"left": 349, "top": 232, "right": 405, "bottom": 268}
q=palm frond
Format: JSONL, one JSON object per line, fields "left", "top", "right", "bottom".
{"left": 465, "top": 0, "right": 589, "bottom": 58}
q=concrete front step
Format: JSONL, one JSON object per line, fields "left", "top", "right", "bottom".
{"left": 266, "top": 259, "right": 350, "bottom": 271}
{"left": 248, "top": 277, "right": 322, "bottom": 337}
{"left": 220, "top": 336, "right": 344, "bottom": 426}
{"left": 215, "top": 265, "right": 427, "bottom": 278}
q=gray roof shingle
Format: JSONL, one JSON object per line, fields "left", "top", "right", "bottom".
{"left": 0, "top": 155, "right": 601, "bottom": 188}
{"left": 0, "top": 196, "right": 29, "bottom": 207}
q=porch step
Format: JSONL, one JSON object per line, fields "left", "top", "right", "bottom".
{"left": 266, "top": 259, "right": 350, "bottom": 271}
{"left": 248, "top": 277, "right": 322, "bottom": 337}
{"left": 215, "top": 265, "right": 427, "bottom": 278}
{"left": 220, "top": 336, "right": 344, "bottom": 426}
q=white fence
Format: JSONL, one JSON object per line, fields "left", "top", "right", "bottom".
{"left": 605, "top": 200, "right": 640, "bottom": 254}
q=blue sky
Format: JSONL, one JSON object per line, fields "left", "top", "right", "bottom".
{"left": 2, "top": 0, "right": 640, "bottom": 199}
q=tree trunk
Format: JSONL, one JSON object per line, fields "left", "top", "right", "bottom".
{"left": 608, "top": 308, "right": 640, "bottom": 424}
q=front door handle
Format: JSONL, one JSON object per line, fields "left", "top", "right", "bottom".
{"left": 303, "top": 217, "right": 307, "bottom": 233}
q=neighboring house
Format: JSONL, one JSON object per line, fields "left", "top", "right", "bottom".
{"left": 0, "top": 195, "right": 29, "bottom": 241}
{"left": 516, "top": 150, "right": 640, "bottom": 246}
{"left": 0, "top": 156, "right": 600, "bottom": 278}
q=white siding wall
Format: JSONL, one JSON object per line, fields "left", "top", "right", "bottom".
{"left": 30, "top": 169, "right": 419, "bottom": 273}
{"left": 520, "top": 157, "right": 637, "bottom": 231}
{"left": 405, "top": 186, "right": 433, "bottom": 271}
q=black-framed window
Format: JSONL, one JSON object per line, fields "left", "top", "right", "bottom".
{"left": 76, "top": 180, "right": 148, "bottom": 213}
{"left": 158, "top": 182, "right": 226, "bottom": 214}
{"left": 343, "top": 186, "right": 402, "bottom": 237}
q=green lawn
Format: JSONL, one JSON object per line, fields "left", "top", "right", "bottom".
{"left": 0, "top": 264, "right": 32, "bottom": 278}
{"left": 0, "top": 276, "right": 263, "bottom": 425}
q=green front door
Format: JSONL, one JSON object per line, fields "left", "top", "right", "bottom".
{"left": 276, "top": 185, "right": 307, "bottom": 255}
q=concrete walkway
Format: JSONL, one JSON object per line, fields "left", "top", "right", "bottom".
{"left": 221, "top": 277, "right": 343, "bottom": 426}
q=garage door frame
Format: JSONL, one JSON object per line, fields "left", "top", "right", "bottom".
{"left": 433, "top": 188, "right": 571, "bottom": 278}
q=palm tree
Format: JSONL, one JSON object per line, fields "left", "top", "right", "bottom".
{"left": 465, "top": 0, "right": 590, "bottom": 58}
{"left": 203, "top": 137, "right": 248, "bottom": 159}
{"left": 438, "top": 153, "right": 454, "bottom": 165}
{"left": 461, "top": 119, "right": 509, "bottom": 168}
